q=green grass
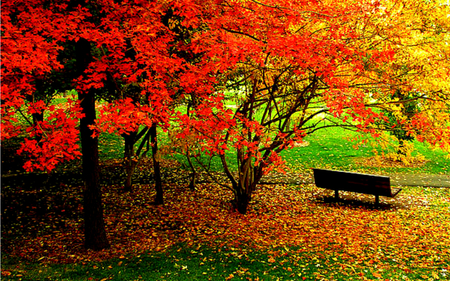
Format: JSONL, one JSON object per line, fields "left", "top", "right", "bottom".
{"left": 98, "top": 132, "right": 124, "bottom": 160}
{"left": 282, "top": 127, "right": 450, "bottom": 175}
{"left": 412, "top": 141, "right": 450, "bottom": 174}
{"left": 2, "top": 247, "right": 293, "bottom": 281}
{"left": 282, "top": 127, "right": 374, "bottom": 172}
{"left": 3, "top": 243, "right": 449, "bottom": 280}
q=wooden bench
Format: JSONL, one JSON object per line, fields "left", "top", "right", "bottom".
{"left": 313, "top": 168, "right": 402, "bottom": 204}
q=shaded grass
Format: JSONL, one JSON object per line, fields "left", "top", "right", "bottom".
{"left": 98, "top": 132, "right": 124, "bottom": 160}
{"left": 1, "top": 247, "right": 322, "bottom": 281}
{"left": 5, "top": 245, "right": 448, "bottom": 281}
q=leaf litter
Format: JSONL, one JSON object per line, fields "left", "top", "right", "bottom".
{"left": 2, "top": 168, "right": 450, "bottom": 279}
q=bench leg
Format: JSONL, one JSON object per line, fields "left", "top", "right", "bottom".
{"left": 335, "top": 190, "right": 339, "bottom": 200}
{"left": 375, "top": 195, "right": 379, "bottom": 205}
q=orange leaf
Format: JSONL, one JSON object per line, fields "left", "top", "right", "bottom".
{"left": 373, "top": 272, "right": 382, "bottom": 278}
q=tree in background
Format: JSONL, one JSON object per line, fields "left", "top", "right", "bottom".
{"left": 176, "top": 0, "right": 450, "bottom": 213}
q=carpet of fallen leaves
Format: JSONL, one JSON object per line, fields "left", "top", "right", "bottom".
{"left": 3, "top": 174, "right": 450, "bottom": 278}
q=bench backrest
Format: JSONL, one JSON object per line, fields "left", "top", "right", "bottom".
{"left": 313, "top": 169, "right": 392, "bottom": 196}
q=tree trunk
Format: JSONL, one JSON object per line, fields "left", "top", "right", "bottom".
{"left": 233, "top": 186, "right": 251, "bottom": 214}
{"left": 123, "top": 131, "right": 138, "bottom": 192}
{"left": 397, "top": 139, "right": 407, "bottom": 155}
{"left": 32, "top": 111, "right": 44, "bottom": 143}
{"left": 76, "top": 38, "right": 110, "bottom": 250}
{"left": 79, "top": 90, "right": 110, "bottom": 250}
{"left": 29, "top": 79, "right": 45, "bottom": 143}
{"left": 220, "top": 150, "right": 258, "bottom": 214}
{"left": 150, "top": 123, "right": 163, "bottom": 205}
{"left": 233, "top": 155, "right": 263, "bottom": 214}
{"left": 186, "top": 150, "right": 196, "bottom": 191}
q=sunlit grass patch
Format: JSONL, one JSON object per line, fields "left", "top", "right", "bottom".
{"left": 281, "top": 126, "right": 450, "bottom": 176}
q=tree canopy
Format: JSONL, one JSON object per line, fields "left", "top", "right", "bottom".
{"left": 2, "top": 0, "right": 449, "bottom": 214}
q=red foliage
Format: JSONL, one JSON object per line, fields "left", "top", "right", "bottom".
{"left": 17, "top": 100, "right": 84, "bottom": 171}
{"left": 2, "top": 0, "right": 449, "bottom": 173}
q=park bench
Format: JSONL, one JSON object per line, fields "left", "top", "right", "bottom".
{"left": 312, "top": 168, "right": 402, "bottom": 205}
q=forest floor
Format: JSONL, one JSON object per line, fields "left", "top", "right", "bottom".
{"left": 2, "top": 153, "right": 450, "bottom": 280}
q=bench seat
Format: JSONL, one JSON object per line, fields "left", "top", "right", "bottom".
{"left": 313, "top": 168, "right": 402, "bottom": 204}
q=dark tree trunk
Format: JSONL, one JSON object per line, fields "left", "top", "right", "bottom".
{"left": 234, "top": 188, "right": 251, "bottom": 214}
{"left": 187, "top": 171, "right": 196, "bottom": 191}
{"left": 32, "top": 111, "right": 44, "bottom": 125}
{"left": 32, "top": 79, "right": 45, "bottom": 125}
{"left": 79, "top": 89, "right": 110, "bottom": 250}
{"left": 186, "top": 151, "right": 196, "bottom": 191}
{"left": 149, "top": 123, "right": 163, "bottom": 205}
{"left": 32, "top": 111, "right": 44, "bottom": 143}
{"left": 76, "top": 38, "right": 110, "bottom": 250}
{"left": 232, "top": 154, "right": 264, "bottom": 214}
{"left": 123, "top": 131, "right": 138, "bottom": 192}
{"left": 28, "top": 79, "right": 45, "bottom": 143}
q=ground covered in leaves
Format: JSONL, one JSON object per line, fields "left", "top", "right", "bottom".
{"left": 2, "top": 162, "right": 450, "bottom": 280}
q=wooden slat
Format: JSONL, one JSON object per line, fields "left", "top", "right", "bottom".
{"left": 313, "top": 168, "right": 401, "bottom": 198}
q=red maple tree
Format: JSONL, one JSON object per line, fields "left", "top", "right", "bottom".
{"left": 2, "top": 0, "right": 449, "bottom": 247}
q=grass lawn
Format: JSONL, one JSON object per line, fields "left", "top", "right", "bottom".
{"left": 282, "top": 127, "right": 450, "bottom": 175}
{"left": 2, "top": 125, "right": 450, "bottom": 280}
